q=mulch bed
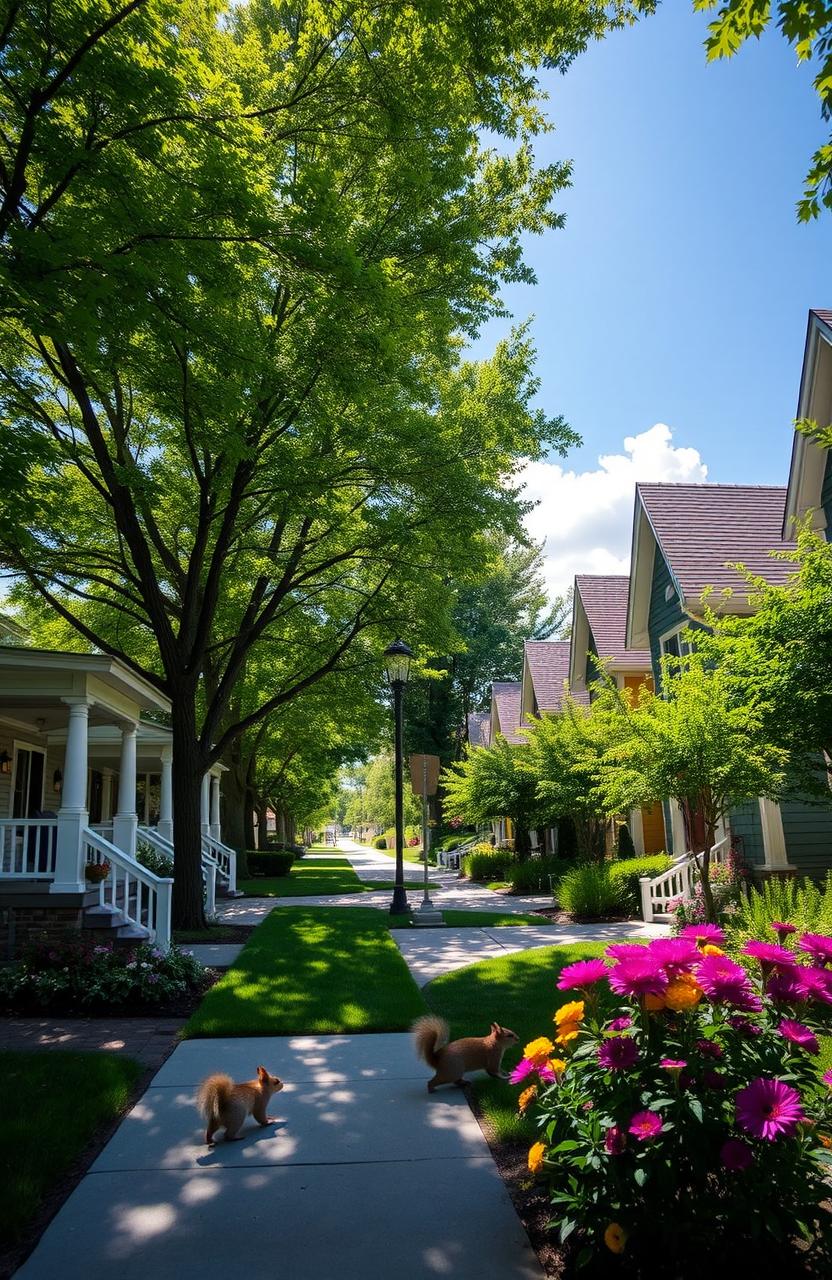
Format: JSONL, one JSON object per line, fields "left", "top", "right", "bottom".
{"left": 531, "top": 907, "right": 630, "bottom": 925}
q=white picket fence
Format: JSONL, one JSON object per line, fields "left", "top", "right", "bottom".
{"left": 639, "top": 836, "right": 730, "bottom": 922}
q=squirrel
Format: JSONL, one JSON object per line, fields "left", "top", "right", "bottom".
{"left": 196, "top": 1065, "right": 284, "bottom": 1144}
{"left": 412, "top": 1015, "right": 519, "bottom": 1092}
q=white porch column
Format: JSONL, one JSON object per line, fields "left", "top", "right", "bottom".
{"left": 201, "top": 773, "right": 210, "bottom": 835}
{"left": 210, "top": 773, "right": 221, "bottom": 841}
{"left": 669, "top": 799, "right": 687, "bottom": 858}
{"left": 158, "top": 746, "right": 173, "bottom": 843}
{"left": 629, "top": 808, "right": 645, "bottom": 857}
{"left": 112, "top": 722, "right": 138, "bottom": 858}
{"left": 53, "top": 698, "right": 91, "bottom": 893}
{"left": 758, "top": 797, "right": 795, "bottom": 871}
{"left": 100, "top": 770, "right": 114, "bottom": 823}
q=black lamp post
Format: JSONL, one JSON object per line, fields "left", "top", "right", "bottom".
{"left": 383, "top": 638, "right": 413, "bottom": 916}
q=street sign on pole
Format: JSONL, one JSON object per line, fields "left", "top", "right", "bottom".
{"left": 409, "top": 754, "right": 440, "bottom": 797}
{"left": 408, "top": 753, "right": 443, "bottom": 926}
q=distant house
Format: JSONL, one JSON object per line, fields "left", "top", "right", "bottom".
{"left": 570, "top": 574, "right": 665, "bottom": 855}
{"left": 625, "top": 480, "right": 832, "bottom": 879}
{"left": 520, "top": 639, "right": 587, "bottom": 724}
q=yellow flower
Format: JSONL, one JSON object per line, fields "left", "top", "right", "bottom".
{"left": 644, "top": 993, "right": 666, "bottom": 1012}
{"left": 554, "top": 1024, "right": 581, "bottom": 1048}
{"left": 545, "top": 1058, "right": 567, "bottom": 1077}
{"left": 702, "top": 944, "right": 725, "bottom": 956}
{"left": 523, "top": 1036, "right": 555, "bottom": 1065}
{"left": 555, "top": 1000, "right": 585, "bottom": 1026}
{"left": 528, "top": 1141, "right": 547, "bottom": 1174}
{"left": 604, "top": 1223, "right": 628, "bottom": 1255}
{"left": 518, "top": 1085, "right": 537, "bottom": 1113}
{"left": 664, "top": 973, "right": 703, "bottom": 1012}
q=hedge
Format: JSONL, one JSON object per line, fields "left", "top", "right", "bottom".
{"left": 246, "top": 849, "right": 296, "bottom": 877}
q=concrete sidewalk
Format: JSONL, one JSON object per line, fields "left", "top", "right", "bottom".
{"left": 17, "top": 1034, "right": 544, "bottom": 1280}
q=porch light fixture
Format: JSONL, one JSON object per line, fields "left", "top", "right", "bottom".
{"left": 0, "top": 751, "right": 10, "bottom": 775}
{"left": 383, "top": 638, "right": 414, "bottom": 916}
{"left": 53, "top": 768, "right": 63, "bottom": 795}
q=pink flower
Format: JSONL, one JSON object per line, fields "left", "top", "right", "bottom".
{"left": 799, "top": 934, "right": 832, "bottom": 967}
{"left": 721, "top": 1138, "right": 753, "bottom": 1171}
{"left": 742, "top": 940, "right": 797, "bottom": 968}
{"left": 823, "top": 1070, "right": 832, "bottom": 1090}
{"left": 800, "top": 967, "right": 832, "bottom": 1005}
{"left": 765, "top": 967, "right": 808, "bottom": 1004}
{"left": 604, "top": 1125, "right": 626, "bottom": 1155}
{"left": 556, "top": 958, "right": 609, "bottom": 991}
{"left": 703, "top": 1070, "right": 726, "bottom": 1090}
{"left": 695, "top": 1039, "right": 724, "bottom": 1060}
{"left": 696, "top": 954, "right": 756, "bottom": 1006}
{"left": 735, "top": 1078, "right": 805, "bottom": 1141}
{"left": 509, "top": 1058, "right": 536, "bottom": 1085}
{"left": 608, "top": 1016, "right": 632, "bottom": 1031}
{"left": 628, "top": 1110, "right": 663, "bottom": 1141}
{"left": 608, "top": 957, "right": 669, "bottom": 999}
{"left": 647, "top": 937, "right": 700, "bottom": 972}
{"left": 778, "top": 1018, "right": 820, "bottom": 1055}
{"left": 538, "top": 1062, "right": 561, "bottom": 1083}
{"left": 770, "top": 922, "right": 797, "bottom": 942}
{"left": 597, "top": 1037, "right": 639, "bottom": 1071}
{"left": 660, "top": 1058, "right": 687, "bottom": 1073}
{"left": 681, "top": 923, "right": 726, "bottom": 947}
{"left": 605, "top": 943, "right": 647, "bottom": 962}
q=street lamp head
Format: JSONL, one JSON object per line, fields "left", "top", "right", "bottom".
{"left": 383, "top": 637, "right": 413, "bottom": 687}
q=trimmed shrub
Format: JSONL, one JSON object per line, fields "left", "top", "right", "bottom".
{"left": 555, "top": 863, "right": 623, "bottom": 917}
{"left": 462, "top": 844, "right": 514, "bottom": 881}
{"left": 136, "top": 840, "right": 174, "bottom": 879}
{"left": 247, "top": 849, "right": 295, "bottom": 877}
{"left": 508, "top": 855, "right": 573, "bottom": 894}
{"left": 616, "top": 823, "right": 636, "bottom": 859}
{"left": 372, "top": 835, "right": 388, "bottom": 850}
{"left": 608, "top": 854, "right": 673, "bottom": 914}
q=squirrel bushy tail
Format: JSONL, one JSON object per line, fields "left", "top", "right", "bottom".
{"left": 196, "top": 1073, "right": 234, "bottom": 1124}
{"left": 412, "top": 1015, "right": 449, "bottom": 1069}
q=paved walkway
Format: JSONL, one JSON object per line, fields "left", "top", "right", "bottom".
{"left": 185, "top": 944, "right": 244, "bottom": 969}
{"left": 0, "top": 1017, "right": 183, "bottom": 1070}
{"left": 17, "top": 1033, "right": 544, "bottom": 1280}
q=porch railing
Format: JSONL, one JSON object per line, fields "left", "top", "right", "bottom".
{"left": 639, "top": 836, "right": 730, "bottom": 923}
{"left": 0, "top": 819, "right": 58, "bottom": 878}
{"left": 83, "top": 827, "right": 173, "bottom": 949}
{"left": 137, "top": 825, "right": 237, "bottom": 913}
{"left": 201, "top": 832, "right": 237, "bottom": 894}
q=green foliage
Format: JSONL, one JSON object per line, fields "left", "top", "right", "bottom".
{"left": 694, "top": 0, "right": 832, "bottom": 219}
{"left": 526, "top": 700, "right": 617, "bottom": 861}
{"left": 372, "top": 835, "right": 388, "bottom": 850}
{"left": 246, "top": 849, "right": 295, "bottom": 877}
{"left": 726, "top": 872, "right": 832, "bottom": 951}
{"left": 617, "top": 822, "right": 637, "bottom": 859}
{"left": 135, "top": 840, "right": 174, "bottom": 879}
{"left": 345, "top": 757, "right": 421, "bottom": 835}
{"left": 555, "top": 863, "right": 623, "bottom": 916}
{"left": 609, "top": 854, "right": 674, "bottom": 914}
{"left": 0, "top": 1051, "right": 141, "bottom": 1244}
{"left": 185, "top": 906, "right": 427, "bottom": 1036}
{"left": 508, "top": 855, "right": 573, "bottom": 894}
{"left": 463, "top": 845, "right": 515, "bottom": 881}
{"left": 443, "top": 737, "right": 547, "bottom": 856}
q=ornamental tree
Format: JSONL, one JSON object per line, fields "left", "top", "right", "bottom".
{"left": 525, "top": 699, "right": 617, "bottom": 863}
{"left": 442, "top": 736, "right": 546, "bottom": 858}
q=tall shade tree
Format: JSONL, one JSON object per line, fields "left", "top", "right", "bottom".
{"left": 442, "top": 736, "right": 545, "bottom": 857}
{"left": 525, "top": 700, "right": 614, "bottom": 862}
{"left": 0, "top": 0, "right": 629, "bottom": 926}
{"left": 596, "top": 651, "right": 787, "bottom": 920}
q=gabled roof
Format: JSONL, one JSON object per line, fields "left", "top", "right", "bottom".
{"left": 466, "top": 712, "right": 491, "bottom": 749}
{"left": 783, "top": 308, "right": 832, "bottom": 535}
{"left": 570, "top": 575, "right": 651, "bottom": 691}
{"left": 521, "top": 639, "right": 588, "bottom": 722}
{"left": 626, "top": 483, "right": 796, "bottom": 649}
{"left": 490, "top": 681, "right": 523, "bottom": 744}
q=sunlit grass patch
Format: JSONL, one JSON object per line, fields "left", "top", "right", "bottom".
{"left": 239, "top": 854, "right": 436, "bottom": 897}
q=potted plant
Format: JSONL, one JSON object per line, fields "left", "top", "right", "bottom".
{"left": 84, "top": 859, "right": 111, "bottom": 884}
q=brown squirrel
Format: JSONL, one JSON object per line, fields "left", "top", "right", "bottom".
{"left": 412, "top": 1015, "right": 519, "bottom": 1091}
{"left": 196, "top": 1065, "right": 284, "bottom": 1144}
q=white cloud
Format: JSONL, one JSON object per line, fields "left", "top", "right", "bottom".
{"left": 521, "top": 423, "right": 709, "bottom": 601}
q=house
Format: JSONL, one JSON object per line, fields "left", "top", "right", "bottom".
{"left": 489, "top": 681, "right": 523, "bottom": 745}
{"left": 783, "top": 308, "right": 832, "bottom": 536}
{"left": 0, "top": 647, "right": 235, "bottom": 956}
{"left": 625, "top": 480, "right": 832, "bottom": 880}
{"left": 569, "top": 574, "right": 666, "bottom": 855}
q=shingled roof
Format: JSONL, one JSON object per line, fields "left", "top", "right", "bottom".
{"left": 467, "top": 712, "right": 491, "bottom": 749}
{"left": 491, "top": 681, "right": 523, "bottom": 744}
{"left": 574, "top": 575, "right": 651, "bottom": 668}
{"left": 523, "top": 640, "right": 589, "bottom": 719}
{"left": 637, "top": 483, "right": 795, "bottom": 602}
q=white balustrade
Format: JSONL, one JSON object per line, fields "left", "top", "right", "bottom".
{"left": 639, "top": 837, "right": 730, "bottom": 922}
{"left": 0, "top": 819, "right": 58, "bottom": 878}
{"left": 83, "top": 827, "right": 173, "bottom": 950}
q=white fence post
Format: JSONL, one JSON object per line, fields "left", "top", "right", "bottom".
{"left": 204, "top": 861, "right": 217, "bottom": 918}
{"left": 155, "top": 878, "right": 173, "bottom": 952}
{"left": 226, "top": 849, "right": 237, "bottom": 895}
{"left": 639, "top": 875, "right": 653, "bottom": 923}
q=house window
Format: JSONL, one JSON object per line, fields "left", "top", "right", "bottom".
{"left": 10, "top": 744, "right": 46, "bottom": 818}
{"left": 660, "top": 627, "right": 693, "bottom": 661}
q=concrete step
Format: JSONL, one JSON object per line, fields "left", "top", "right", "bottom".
{"left": 116, "top": 922, "right": 152, "bottom": 942}
{"left": 82, "top": 904, "right": 127, "bottom": 929}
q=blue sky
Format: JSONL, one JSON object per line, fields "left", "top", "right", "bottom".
{"left": 470, "top": 4, "right": 832, "bottom": 599}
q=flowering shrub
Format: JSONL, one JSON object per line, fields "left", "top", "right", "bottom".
{"left": 0, "top": 936, "right": 207, "bottom": 1013}
{"left": 669, "top": 847, "right": 750, "bottom": 931}
{"left": 516, "top": 925, "right": 832, "bottom": 1268}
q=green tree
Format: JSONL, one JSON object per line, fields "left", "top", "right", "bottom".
{"left": 356, "top": 753, "right": 420, "bottom": 835}
{"left": 693, "top": 0, "right": 832, "bottom": 219}
{"left": 596, "top": 651, "right": 787, "bottom": 920}
{"left": 0, "top": 1, "right": 614, "bottom": 926}
{"left": 442, "top": 736, "right": 545, "bottom": 857}
{"left": 525, "top": 700, "right": 615, "bottom": 863}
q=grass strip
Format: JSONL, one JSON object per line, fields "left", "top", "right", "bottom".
{"left": 184, "top": 905, "right": 427, "bottom": 1037}
{"left": 389, "top": 910, "right": 556, "bottom": 928}
{"left": 0, "top": 1051, "right": 141, "bottom": 1245}
{"left": 239, "top": 854, "right": 436, "bottom": 897}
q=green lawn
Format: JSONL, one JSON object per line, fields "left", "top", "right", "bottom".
{"left": 184, "top": 906, "right": 427, "bottom": 1036}
{"left": 239, "top": 854, "right": 437, "bottom": 897}
{"left": 423, "top": 942, "right": 611, "bottom": 1142}
{"left": 389, "top": 909, "right": 555, "bottom": 928}
{"left": 0, "top": 1052, "right": 141, "bottom": 1245}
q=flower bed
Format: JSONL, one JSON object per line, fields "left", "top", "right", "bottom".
{"left": 0, "top": 936, "right": 209, "bottom": 1016}
{"left": 514, "top": 922, "right": 832, "bottom": 1270}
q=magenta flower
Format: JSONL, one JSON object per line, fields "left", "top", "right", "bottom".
{"left": 743, "top": 940, "right": 797, "bottom": 968}
{"left": 721, "top": 1138, "right": 753, "bottom": 1171}
{"left": 660, "top": 1058, "right": 687, "bottom": 1073}
{"left": 556, "top": 958, "right": 609, "bottom": 991}
{"left": 728, "top": 1017, "right": 762, "bottom": 1038}
{"left": 771, "top": 921, "right": 797, "bottom": 942}
{"left": 509, "top": 1058, "right": 536, "bottom": 1085}
{"left": 597, "top": 1037, "right": 639, "bottom": 1071}
{"left": 778, "top": 1018, "right": 820, "bottom": 1055}
{"left": 695, "top": 1038, "right": 724, "bottom": 1060}
{"left": 800, "top": 967, "right": 832, "bottom": 1005}
{"left": 605, "top": 1125, "right": 626, "bottom": 1155}
{"left": 765, "top": 966, "right": 808, "bottom": 1004}
{"left": 605, "top": 942, "right": 648, "bottom": 962}
{"left": 735, "top": 1078, "right": 806, "bottom": 1141}
{"left": 608, "top": 957, "right": 669, "bottom": 999}
{"left": 681, "top": 923, "right": 726, "bottom": 947}
{"left": 537, "top": 1062, "right": 560, "bottom": 1083}
{"left": 799, "top": 933, "right": 832, "bottom": 967}
{"left": 629, "top": 1110, "right": 663, "bottom": 1141}
{"left": 696, "top": 954, "right": 756, "bottom": 1006}
{"left": 608, "top": 1016, "right": 632, "bottom": 1031}
{"left": 647, "top": 937, "right": 700, "bottom": 972}
{"left": 823, "top": 1070, "right": 832, "bottom": 1090}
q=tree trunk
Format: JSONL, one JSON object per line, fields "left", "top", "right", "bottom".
{"left": 170, "top": 690, "right": 207, "bottom": 931}
{"left": 245, "top": 790, "right": 257, "bottom": 849}
{"left": 514, "top": 822, "right": 531, "bottom": 859}
{"left": 220, "top": 745, "right": 250, "bottom": 878}
{"left": 255, "top": 800, "right": 268, "bottom": 847}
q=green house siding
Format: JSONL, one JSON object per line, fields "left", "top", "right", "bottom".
{"left": 728, "top": 801, "right": 765, "bottom": 867}
{"left": 648, "top": 546, "right": 684, "bottom": 687}
{"left": 586, "top": 642, "right": 602, "bottom": 700}
{"left": 780, "top": 797, "right": 832, "bottom": 880}
{"left": 822, "top": 451, "right": 832, "bottom": 534}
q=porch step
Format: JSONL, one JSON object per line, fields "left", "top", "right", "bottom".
{"left": 217, "top": 886, "right": 244, "bottom": 899}
{"left": 81, "top": 903, "right": 151, "bottom": 945}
